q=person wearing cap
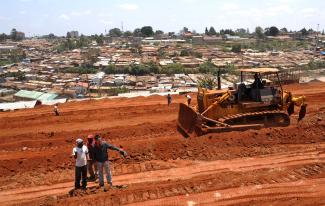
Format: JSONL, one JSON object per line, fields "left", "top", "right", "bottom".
{"left": 94, "top": 134, "right": 127, "bottom": 191}
{"left": 72, "top": 138, "right": 89, "bottom": 190}
{"left": 86, "top": 134, "right": 97, "bottom": 181}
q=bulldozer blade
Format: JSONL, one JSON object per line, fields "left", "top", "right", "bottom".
{"left": 177, "top": 103, "right": 203, "bottom": 137}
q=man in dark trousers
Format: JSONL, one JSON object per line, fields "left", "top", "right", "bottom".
{"left": 167, "top": 93, "right": 172, "bottom": 106}
{"left": 86, "top": 135, "right": 97, "bottom": 181}
{"left": 94, "top": 135, "right": 127, "bottom": 191}
{"left": 54, "top": 104, "right": 59, "bottom": 116}
{"left": 72, "top": 138, "right": 89, "bottom": 190}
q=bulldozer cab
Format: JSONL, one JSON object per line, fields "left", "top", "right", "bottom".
{"left": 237, "top": 68, "right": 283, "bottom": 105}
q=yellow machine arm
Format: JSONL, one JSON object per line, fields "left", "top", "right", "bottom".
{"left": 201, "top": 90, "right": 232, "bottom": 116}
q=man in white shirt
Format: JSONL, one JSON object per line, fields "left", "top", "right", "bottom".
{"left": 72, "top": 138, "right": 89, "bottom": 190}
{"left": 186, "top": 94, "right": 192, "bottom": 106}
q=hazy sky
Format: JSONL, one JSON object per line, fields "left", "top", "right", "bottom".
{"left": 0, "top": 0, "right": 324, "bottom": 36}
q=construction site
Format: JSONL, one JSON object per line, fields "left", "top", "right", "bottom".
{"left": 0, "top": 77, "right": 324, "bottom": 205}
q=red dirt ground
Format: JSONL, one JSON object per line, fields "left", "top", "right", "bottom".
{"left": 0, "top": 82, "right": 324, "bottom": 206}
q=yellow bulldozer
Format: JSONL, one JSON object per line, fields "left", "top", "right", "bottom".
{"left": 177, "top": 68, "right": 306, "bottom": 137}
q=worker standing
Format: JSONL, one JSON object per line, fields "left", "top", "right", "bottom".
{"left": 186, "top": 94, "right": 192, "bottom": 106}
{"left": 86, "top": 135, "right": 97, "bottom": 181}
{"left": 54, "top": 104, "right": 59, "bottom": 116}
{"left": 167, "top": 93, "right": 172, "bottom": 106}
{"left": 94, "top": 135, "right": 127, "bottom": 191}
{"left": 72, "top": 138, "right": 89, "bottom": 190}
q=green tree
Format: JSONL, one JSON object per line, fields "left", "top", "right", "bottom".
{"left": 180, "top": 49, "right": 190, "bottom": 56}
{"left": 265, "top": 26, "right": 279, "bottom": 36}
{"left": 133, "top": 28, "right": 142, "bottom": 37}
{"left": 155, "top": 30, "right": 164, "bottom": 35}
{"left": 197, "top": 75, "right": 217, "bottom": 89}
{"left": 198, "top": 61, "right": 217, "bottom": 74}
{"left": 255, "top": 26, "right": 264, "bottom": 39}
{"left": 300, "top": 28, "right": 308, "bottom": 36}
{"left": 66, "top": 32, "right": 71, "bottom": 38}
{"left": 0, "top": 33, "right": 7, "bottom": 42}
{"left": 145, "top": 61, "right": 160, "bottom": 73}
{"left": 140, "top": 26, "right": 154, "bottom": 37}
{"left": 104, "top": 64, "right": 117, "bottom": 74}
{"left": 109, "top": 28, "right": 122, "bottom": 37}
{"left": 231, "top": 44, "right": 242, "bottom": 53}
{"left": 205, "top": 27, "right": 209, "bottom": 35}
{"left": 209, "top": 26, "right": 217, "bottom": 35}
{"left": 10, "top": 28, "right": 17, "bottom": 40}
{"left": 123, "top": 31, "right": 133, "bottom": 37}
{"left": 280, "top": 27, "right": 288, "bottom": 33}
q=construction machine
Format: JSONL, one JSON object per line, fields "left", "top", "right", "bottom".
{"left": 177, "top": 68, "right": 306, "bottom": 137}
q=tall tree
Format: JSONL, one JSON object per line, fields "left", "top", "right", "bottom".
{"left": 109, "top": 28, "right": 122, "bottom": 37}
{"left": 300, "top": 28, "right": 308, "bottom": 36}
{"left": 133, "top": 28, "right": 142, "bottom": 37}
{"left": 123, "top": 30, "right": 133, "bottom": 37}
{"left": 182, "top": 27, "right": 189, "bottom": 33}
{"left": 205, "top": 27, "right": 209, "bottom": 35}
{"left": 255, "top": 26, "right": 264, "bottom": 39}
{"left": 155, "top": 30, "right": 164, "bottom": 35}
{"left": 11, "top": 28, "right": 17, "bottom": 40}
{"left": 208, "top": 26, "right": 217, "bottom": 35}
{"left": 280, "top": 27, "right": 288, "bottom": 33}
{"left": 265, "top": 26, "right": 279, "bottom": 36}
{"left": 140, "top": 26, "right": 154, "bottom": 37}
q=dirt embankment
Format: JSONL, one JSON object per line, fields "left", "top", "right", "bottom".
{"left": 0, "top": 82, "right": 324, "bottom": 206}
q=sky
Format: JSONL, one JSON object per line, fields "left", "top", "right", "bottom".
{"left": 0, "top": 0, "right": 324, "bottom": 36}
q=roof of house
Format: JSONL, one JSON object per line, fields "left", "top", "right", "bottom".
{"left": 0, "top": 101, "right": 38, "bottom": 111}
{"left": 37, "top": 93, "right": 58, "bottom": 101}
{"left": 239, "top": 68, "right": 279, "bottom": 73}
{"left": 14, "top": 90, "right": 58, "bottom": 101}
{"left": 14, "top": 90, "right": 43, "bottom": 99}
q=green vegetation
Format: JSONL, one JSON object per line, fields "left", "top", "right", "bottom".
{"left": 0, "top": 49, "right": 26, "bottom": 66}
{"left": 301, "top": 60, "right": 325, "bottom": 71}
{"left": 0, "top": 71, "right": 26, "bottom": 81}
{"left": 55, "top": 37, "right": 90, "bottom": 52}
{"left": 107, "top": 86, "right": 129, "bottom": 96}
{"left": 197, "top": 75, "right": 217, "bottom": 89}
{"left": 231, "top": 44, "right": 242, "bottom": 53}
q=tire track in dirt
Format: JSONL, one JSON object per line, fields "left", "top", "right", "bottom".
{"left": 0, "top": 146, "right": 324, "bottom": 205}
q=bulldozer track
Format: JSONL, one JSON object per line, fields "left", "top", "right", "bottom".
{"left": 220, "top": 110, "right": 290, "bottom": 126}
{"left": 111, "top": 161, "right": 176, "bottom": 176}
{"left": 62, "top": 162, "right": 325, "bottom": 206}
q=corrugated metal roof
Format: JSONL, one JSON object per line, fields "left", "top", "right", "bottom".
{"left": 239, "top": 68, "right": 279, "bottom": 73}
{"left": 41, "top": 98, "right": 67, "bottom": 105}
{"left": 14, "top": 90, "right": 43, "bottom": 99}
{"left": 14, "top": 90, "right": 59, "bottom": 101}
{"left": 0, "top": 101, "right": 37, "bottom": 111}
{"left": 37, "top": 93, "right": 58, "bottom": 101}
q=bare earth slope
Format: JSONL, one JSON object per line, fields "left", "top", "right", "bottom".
{"left": 0, "top": 82, "right": 324, "bottom": 206}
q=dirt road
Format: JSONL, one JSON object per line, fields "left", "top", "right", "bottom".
{"left": 0, "top": 82, "right": 324, "bottom": 205}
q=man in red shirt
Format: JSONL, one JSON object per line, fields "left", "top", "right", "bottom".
{"left": 86, "top": 134, "right": 97, "bottom": 181}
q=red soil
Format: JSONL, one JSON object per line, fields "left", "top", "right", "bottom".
{"left": 0, "top": 82, "right": 324, "bottom": 206}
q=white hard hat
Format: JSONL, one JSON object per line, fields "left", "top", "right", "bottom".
{"left": 76, "top": 138, "right": 83, "bottom": 144}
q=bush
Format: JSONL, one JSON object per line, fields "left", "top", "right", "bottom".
{"left": 197, "top": 75, "right": 217, "bottom": 89}
{"left": 231, "top": 44, "right": 242, "bottom": 53}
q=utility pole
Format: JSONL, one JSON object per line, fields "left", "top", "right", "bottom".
{"left": 314, "top": 23, "right": 319, "bottom": 57}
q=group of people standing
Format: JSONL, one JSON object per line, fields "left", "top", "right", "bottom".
{"left": 73, "top": 134, "right": 127, "bottom": 192}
